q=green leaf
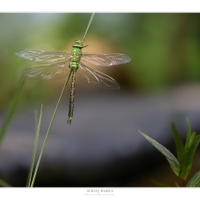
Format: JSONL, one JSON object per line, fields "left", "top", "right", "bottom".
{"left": 187, "top": 171, "right": 200, "bottom": 187}
{"left": 151, "top": 179, "right": 170, "bottom": 187}
{"left": 181, "top": 133, "right": 200, "bottom": 178}
{"left": 171, "top": 122, "right": 185, "bottom": 163}
{"left": 185, "top": 118, "right": 195, "bottom": 150}
{"left": 179, "top": 119, "right": 200, "bottom": 179}
{"left": 139, "top": 130, "right": 180, "bottom": 176}
{"left": 0, "top": 179, "right": 12, "bottom": 187}
{"left": 175, "top": 182, "right": 180, "bottom": 187}
{"left": 170, "top": 119, "right": 200, "bottom": 179}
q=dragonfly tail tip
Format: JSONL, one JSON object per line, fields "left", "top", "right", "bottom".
{"left": 67, "top": 117, "right": 72, "bottom": 125}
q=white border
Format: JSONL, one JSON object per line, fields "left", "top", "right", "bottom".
{"left": 0, "top": 2, "right": 199, "bottom": 199}
{"left": 0, "top": 0, "right": 200, "bottom": 12}
{"left": 0, "top": 188, "right": 199, "bottom": 200}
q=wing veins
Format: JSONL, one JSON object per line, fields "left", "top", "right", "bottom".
{"left": 77, "top": 62, "right": 120, "bottom": 90}
{"left": 16, "top": 49, "right": 71, "bottom": 64}
{"left": 20, "top": 61, "right": 70, "bottom": 80}
{"left": 81, "top": 53, "right": 131, "bottom": 67}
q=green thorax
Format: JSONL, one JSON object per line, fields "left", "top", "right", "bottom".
{"left": 70, "top": 40, "right": 84, "bottom": 71}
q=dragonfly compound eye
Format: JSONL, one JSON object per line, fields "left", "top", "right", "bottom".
{"left": 72, "top": 40, "right": 84, "bottom": 48}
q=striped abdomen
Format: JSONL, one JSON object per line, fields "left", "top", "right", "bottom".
{"left": 67, "top": 71, "right": 76, "bottom": 124}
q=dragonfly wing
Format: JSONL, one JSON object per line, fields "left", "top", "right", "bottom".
{"left": 20, "top": 62, "right": 70, "bottom": 80}
{"left": 16, "top": 49, "right": 71, "bottom": 64}
{"left": 81, "top": 53, "right": 131, "bottom": 67}
{"left": 77, "top": 62, "right": 120, "bottom": 90}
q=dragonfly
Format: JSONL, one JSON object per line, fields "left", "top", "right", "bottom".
{"left": 16, "top": 40, "right": 131, "bottom": 124}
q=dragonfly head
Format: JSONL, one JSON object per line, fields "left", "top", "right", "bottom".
{"left": 72, "top": 40, "right": 84, "bottom": 48}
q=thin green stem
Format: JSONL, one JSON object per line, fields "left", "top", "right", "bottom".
{"left": 26, "top": 104, "right": 43, "bottom": 187}
{"left": 30, "top": 71, "right": 72, "bottom": 187}
{"left": 0, "top": 78, "right": 24, "bottom": 145}
{"left": 82, "top": 13, "right": 95, "bottom": 44}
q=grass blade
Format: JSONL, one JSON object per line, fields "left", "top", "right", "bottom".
{"left": 26, "top": 104, "right": 43, "bottom": 187}
{"left": 0, "top": 78, "right": 24, "bottom": 145}
{"left": 30, "top": 72, "right": 71, "bottom": 187}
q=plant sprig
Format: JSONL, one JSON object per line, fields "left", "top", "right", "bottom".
{"left": 139, "top": 118, "right": 200, "bottom": 187}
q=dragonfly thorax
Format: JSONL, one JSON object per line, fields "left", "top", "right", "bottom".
{"left": 70, "top": 46, "right": 82, "bottom": 72}
{"left": 71, "top": 47, "right": 82, "bottom": 62}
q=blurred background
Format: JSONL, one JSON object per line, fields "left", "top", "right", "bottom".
{"left": 0, "top": 13, "right": 200, "bottom": 187}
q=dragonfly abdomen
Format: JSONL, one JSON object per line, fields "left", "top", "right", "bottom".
{"left": 67, "top": 71, "right": 76, "bottom": 124}
{"left": 70, "top": 61, "right": 79, "bottom": 71}
{"left": 67, "top": 45, "right": 82, "bottom": 124}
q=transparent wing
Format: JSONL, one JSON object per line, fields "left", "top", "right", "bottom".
{"left": 16, "top": 49, "right": 71, "bottom": 64}
{"left": 77, "top": 62, "right": 120, "bottom": 90}
{"left": 81, "top": 53, "right": 131, "bottom": 67}
{"left": 20, "top": 62, "right": 70, "bottom": 80}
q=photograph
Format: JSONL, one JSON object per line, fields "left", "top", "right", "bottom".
{"left": 0, "top": 2, "right": 199, "bottom": 199}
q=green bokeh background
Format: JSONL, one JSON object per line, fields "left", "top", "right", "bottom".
{"left": 0, "top": 13, "right": 200, "bottom": 109}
